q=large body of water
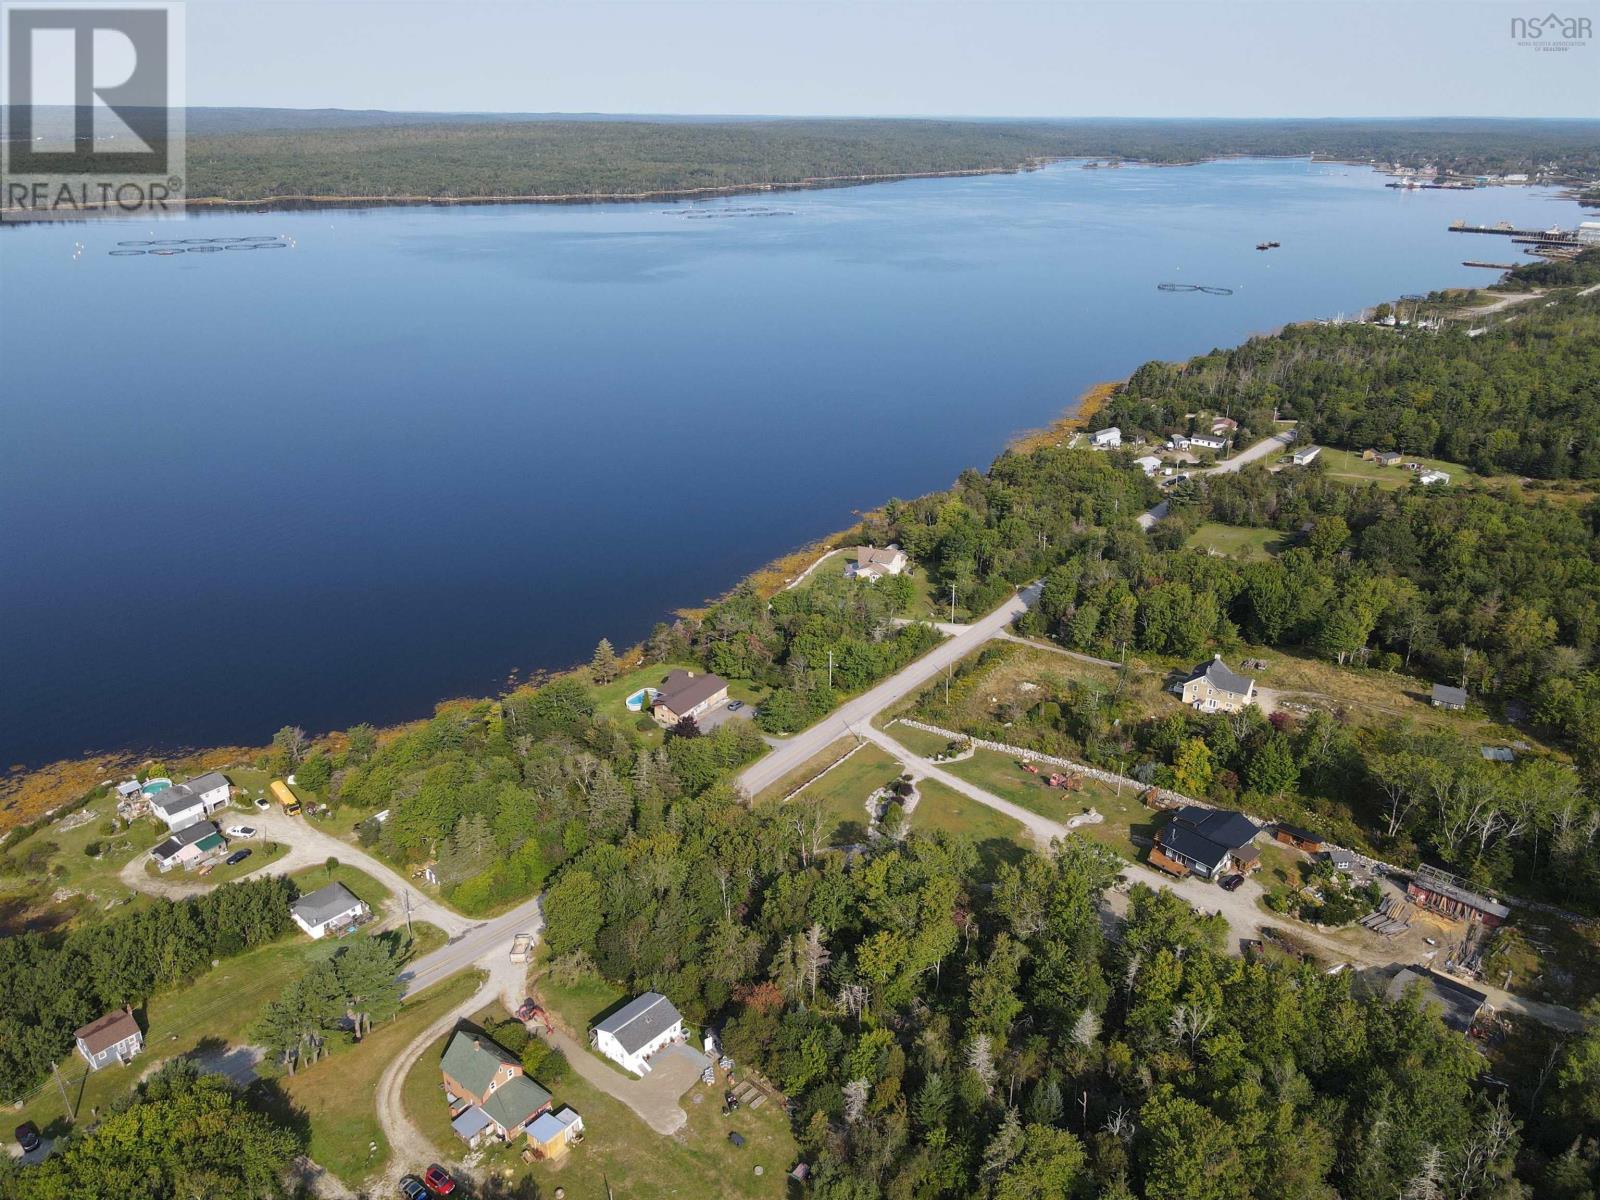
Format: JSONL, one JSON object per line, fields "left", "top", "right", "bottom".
{"left": 0, "top": 159, "right": 1579, "bottom": 768}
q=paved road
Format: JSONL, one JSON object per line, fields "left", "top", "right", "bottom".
{"left": 398, "top": 896, "right": 543, "bottom": 998}
{"left": 736, "top": 583, "right": 1039, "bottom": 797}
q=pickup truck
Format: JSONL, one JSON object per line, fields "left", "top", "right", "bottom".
{"left": 509, "top": 933, "right": 532, "bottom": 963}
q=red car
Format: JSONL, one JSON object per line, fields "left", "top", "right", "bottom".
{"left": 423, "top": 1164, "right": 456, "bottom": 1196}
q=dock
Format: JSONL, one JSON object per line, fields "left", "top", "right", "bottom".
{"left": 1462, "top": 261, "right": 1519, "bottom": 270}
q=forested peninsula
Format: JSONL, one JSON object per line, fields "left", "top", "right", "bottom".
{"left": 171, "top": 114, "right": 1600, "bottom": 205}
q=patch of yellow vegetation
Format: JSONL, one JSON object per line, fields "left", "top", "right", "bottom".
{"left": 1007, "top": 380, "right": 1118, "bottom": 455}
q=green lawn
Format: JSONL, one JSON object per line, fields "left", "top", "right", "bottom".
{"left": 590, "top": 662, "right": 769, "bottom": 749}
{"left": 881, "top": 721, "right": 965, "bottom": 759}
{"left": 794, "top": 744, "right": 905, "bottom": 845}
{"left": 910, "top": 779, "right": 1031, "bottom": 879}
{"left": 287, "top": 862, "right": 393, "bottom": 913}
{"left": 941, "top": 749, "right": 1153, "bottom": 859}
{"left": 0, "top": 801, "right": 166, "bottom": 935}
{"left": 1315, "top": 447, "right": 1479, "bottom": 490}
{"left": 1186, "top": 522, "right": 1289, "bottom": 561}
{"left": 405, "top": 1006, "right": 797, "bottom": 1200}
{"left": 282, "top": 969, "right": 484, "bottom": 1187}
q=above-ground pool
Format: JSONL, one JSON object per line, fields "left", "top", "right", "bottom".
{"left": 140, "top": 777, "right": 173, "bottom": 796}
{"left": 625, "top": 688, "right": 659, "bottom": 712}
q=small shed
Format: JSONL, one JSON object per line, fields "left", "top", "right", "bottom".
{"left": 1274, "top": 824, "right": 1325, "bottom": 853}
{"left": 1432, "top": 684, "right": 1468, "bottom": 711}
{"left": 1322, "top": 847, "right": 1357, "bottom": 872}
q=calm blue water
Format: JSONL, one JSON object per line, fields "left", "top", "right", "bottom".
{"left": 0, "top": 159, "right": 1580, "bottom": 767}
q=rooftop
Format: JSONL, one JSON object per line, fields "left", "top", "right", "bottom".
{"left": 290, "top": 882, "right": 366, "bottom": 928}
{"left": 148, "top": 771, "right": 229, "bottom": 816}
{"left": 854, "top": 546, "right": 904, "bottom": 567}
{"left": 1386, "top": 968, "right": 1488, "bottom": 1033}
{"left": 654, "top": 670, "right": 728, "bottom": 716}
{"left": 1433, "top": 683, "right": 1468, "bottom": 706}
{"left": 75, "top": 1008, "right": 141, "bottom": 1055}
{"left": 151, "top": 821, "right": 221, "bottom": 859}
{"left": 1185, "top": 655, "right": 1254, "bottom": 697}
{"left": 593, "top": 992, "right": 683, "bottom": 1055}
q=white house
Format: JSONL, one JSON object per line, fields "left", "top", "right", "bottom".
{"left": 1170, "top": 433, "right": 1227, "bottom": 453}
{"left": 1133, "top": 455, "right": 1163, "bottom": 476}
{"left": 1089, "top": 427, "right": 1121, "bottom": 449}
{"left": 74, "top": 1008, "right": 143, "bottom": 1071}
{"left": 591, "top": 992, "right": 685, "bottom": 1075}
{"left": 290, "top": 882, "right": 370, "bottom": 939}
{"left": 148, "top": 771, "right": 232, "bottom": 831}
{"left": 1292, "top": 445, "right": 1322, "bottom": 466}
{"left": 846, "top": 545, "right": 907, "bottom": 581}
{"left": 149, "top": 821, "right": 224, "bottom": 872}
{"left": 1419, "top": 470, "right": 1451, "bottom": 486}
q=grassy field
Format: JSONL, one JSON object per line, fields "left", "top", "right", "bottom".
{"left": 287, "top": 861, "right": 393, "bottom": 912}
{"left": 910, "top": 778, "right": 1031, "bottom": 878}
{"left": 0, "top": 799, "right": 164, "bottom": 935}
{"left": 405, "top": 1006, "right": 798, "bottom": 1200}
{"left": 941, "top": 749, "right": 1152, "bottom": 859}
{"left": 752, "top": 739, "right": 906, "bottom": 846}
{"left": 534, "top": 958, "right": 629, "bottom": 1036}
{"left": 880, "top": 721, "right": 966, "bottom": 759}
{"left": 1315, "top": 447, "right": 1478, "bottom": 490}
{"left": 282, "top": 969, "right": 484, "bottom": 1187}
{"left": 753, "top": 737, "right": 862, "bottom": 803}
{"left": 1186, "top": 522, "right": 1290, "bottom": 561}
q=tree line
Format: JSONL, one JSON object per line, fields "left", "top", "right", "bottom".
{"left": 0, "top": 875, "right": 296, "bottom": 1101}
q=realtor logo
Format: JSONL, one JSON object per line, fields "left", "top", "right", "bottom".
{"left": 1509, "top": 12, "right": 1592, "bottom": 51}
{"left": 1, "top": 2, "right": 185, "bottom": 220}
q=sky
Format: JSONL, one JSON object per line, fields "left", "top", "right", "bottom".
{"left": 180, "top": 0, "right": 1598, "bottom": 117}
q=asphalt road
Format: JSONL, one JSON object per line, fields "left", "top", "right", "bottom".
{"left": 397, "top": 895, "right": 543, "bottom": 999}
{"left": 736, "top": 583, "right": 1039, "bottom": 797}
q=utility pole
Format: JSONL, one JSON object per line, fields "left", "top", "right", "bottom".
{"left": 944, "top": 664, "right": 952, "bottom": 705}
{"left": 52, "top": 1061, "right": 71, "bottom": 1119}
{"left": 403, "top": 889, "right": 413, "bottom": 938}
{"left": 949, "top": 584, "right": 956, "bottom": 623}
{"left": 828, "top": 650, "right": 834, "bottom": 691}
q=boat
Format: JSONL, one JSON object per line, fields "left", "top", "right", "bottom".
{"left": 1255, "top": 241, "right": 1280, "bottom": 251}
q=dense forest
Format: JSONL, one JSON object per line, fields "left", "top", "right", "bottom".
{"left": 1092, "top": 260, "right": 1600, "bottom": 479}
{"left": 168, "top": 115, "right": 1600, "bottom": 202}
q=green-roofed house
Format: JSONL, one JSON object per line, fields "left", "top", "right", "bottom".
{"left": 441, "top": 1030, "right": 552, "bottom": 1147}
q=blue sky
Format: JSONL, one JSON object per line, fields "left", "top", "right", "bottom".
{"left": 186, "top": 0, "right": 1598, "bottom": 116}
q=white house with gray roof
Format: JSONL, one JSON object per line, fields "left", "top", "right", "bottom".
{"left": 1179, "top": 655, "right": 1257, "bottom": 713}
{"left": 290, "top": 882, "right": 369, "bottom": 939}
{"left": 148, "top": 772, "right": 232, "bottom": 831}
{"left": 590, "top": 992, "right": 685, "bottom": 1075}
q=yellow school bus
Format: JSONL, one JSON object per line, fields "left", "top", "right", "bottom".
{"left": 270, "top": 779, "right": 301, "bottom": 815}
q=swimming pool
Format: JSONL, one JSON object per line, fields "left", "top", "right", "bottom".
{"left": 625, "top": 688, "right": 659, "bottom": 712}
{"left": 140, "top": 777, "right": 173, "bottom": 796}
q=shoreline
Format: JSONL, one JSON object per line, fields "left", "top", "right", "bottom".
{"left": 1, "top": 153, "right": 1575, "bottom": 223}
{"left": 0, "top": 169, "right": 1576, "bottom": 823}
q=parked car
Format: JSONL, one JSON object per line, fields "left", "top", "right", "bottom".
{"left": 15, "top": 1123, "right": 40, "bottom": 1153}
{"left": 423, "top": 1164, "right": 457, "bottom": 1195}
{"left": 225, "top": 848, "right": 253, "bottom": 866}
{"left": 224, "top": 825, "right": 257, "bottom": 839}
{"left": 399, "top": 1175, "right": 430, "bottom": 1200}
{"left": 726, "top": 699, "right": 744, "bottom": 711}
{"left": 253, "top": 797, "right": 270, "bottom": 810}
{"left": 1220, "top": 874, "right": 1245, "bottom": 892}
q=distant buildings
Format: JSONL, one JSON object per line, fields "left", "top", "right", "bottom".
{"left": 1133, "top": 454, "right": 1163, "bottom": 476}
{"left": 74, "top": 1008, "right": 143, "bottom": 1071}
{"left": 290, "top": 882, "right": 370, "bottom": 939}
{"left": 1432, "top": 683, "right": 1468, "bottom": 711}
{"left": 1419, "top": 470, "right": 1451, "bottom": 486}
{"left": 847, "top": 545, "right": 908, "bottom": 581}
{"left": 1274, "top": 825, "right": 1326, "bottom": 853}
{"left": 1171, "top": 433, "right": 1228, "bottom": 453}
{"left": 1291, "top": 445, "right": 1322, "bottom": 466}
{"left": 148, "top": 772, "right": 232, "bottom": 831}
{"left": 1151, "top": 806, "right": 1262, "bottom": 880}
{"left": 1180, "top": 655, "right": 1257, "bottom": 713}
{"left": 651, "top": 670, "right": 730, "bottom": 726}
{"left": 591, "top": 992, "right": 686, "bottom": 1075}
{"left": 1089, "top": 427, "right": 1122, "bottom": 449}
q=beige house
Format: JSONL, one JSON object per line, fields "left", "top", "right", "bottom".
{"left": 1179, "top": 656, "right": 1256, "bottom": 713}
{"left": 846, "top": 546, "right": 907, "bottom": 581}
{"left": 651, "top": 670, "right": 729, "bottom": 725}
